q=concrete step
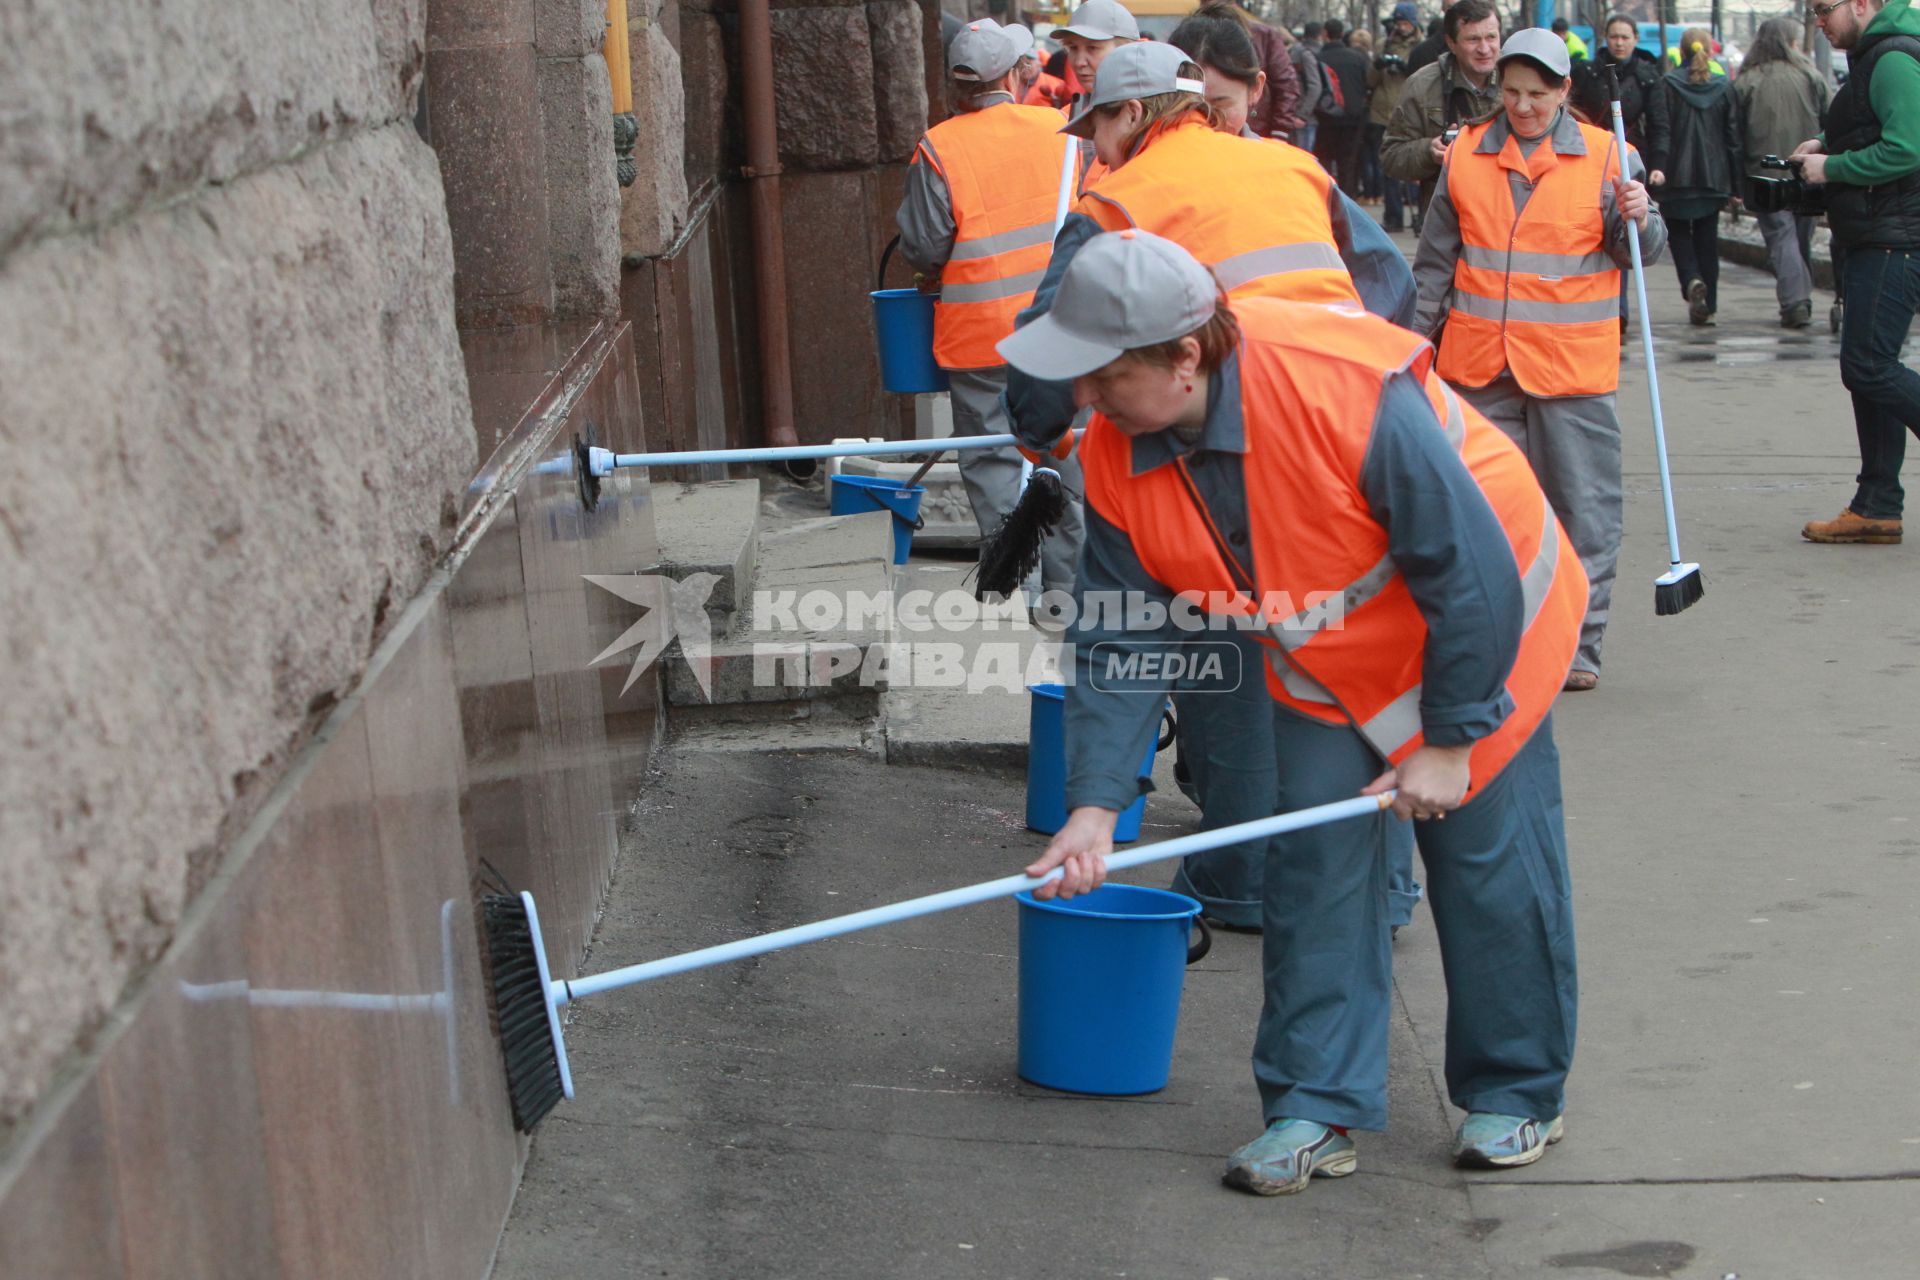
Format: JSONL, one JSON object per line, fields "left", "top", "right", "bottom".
{"left": 647, "top": 478, "right": 760, "bottom": 633}
{"left": 663, "top": 506, "right": 895, "bottom": 715}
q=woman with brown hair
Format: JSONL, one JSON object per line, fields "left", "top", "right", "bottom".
{"left": 1007, "top": 228, "right": 1586, "bottom": 1192}
{"left": 1656, "top": 26, "right": 1743, "bottom": 325}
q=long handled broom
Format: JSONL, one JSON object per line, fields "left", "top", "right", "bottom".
{"left": 1608, "top": 65, "right": 1706, "bottom": 616}
{"left": 482, "top": 790, "right": 1393, "bottom": 1130}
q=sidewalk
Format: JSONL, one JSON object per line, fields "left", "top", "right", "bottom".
{"left": 491, "top": 253, "right": 1920, "bottom": 1279}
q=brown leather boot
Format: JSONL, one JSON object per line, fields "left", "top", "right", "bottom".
{"left": 1802, "top": 508, "right": 1903, "bottom": 544}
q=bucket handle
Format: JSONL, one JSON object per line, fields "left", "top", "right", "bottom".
{"left": 1186, "top": 916, "right": 1213, "bottom": 965}
{"left": 1157, "top": 705, "right": 1177, "bottom": 752}
{"left": 873, "top": 486, "right": 926, "bottom": 532}
{"left": 877, "top": 234, "right": 900, "bottom": 292}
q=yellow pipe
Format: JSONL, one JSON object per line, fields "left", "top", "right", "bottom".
{"left": 605, "top": 0, "right": 633, "bottom": 115}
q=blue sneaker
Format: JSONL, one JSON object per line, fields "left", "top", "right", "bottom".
{"left": 1452, "top": 1112, "right": 1565, "bottom": 1168}
{"left": 1222, "top": 1119, "right": 1357, "bottom": 1196}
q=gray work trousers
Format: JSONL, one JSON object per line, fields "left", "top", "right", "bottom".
{"left": 946, "top": 366, "right": 1086, "bottom": 595}
{"left": 1458, "top": 378, "right": 1618, "bottom": 675}
{"left": 1755, "top": 209, "right": 1816, "bottom": 311}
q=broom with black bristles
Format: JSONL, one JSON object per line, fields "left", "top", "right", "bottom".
{"left": 972, "top": 466, "right": 1070, "bottom": 600}
{"left": 1609, "top": 64, "right": 1705, "bottom": 616}
{"left": 480, "top": 791, "right": 1395, "bottom": 1130}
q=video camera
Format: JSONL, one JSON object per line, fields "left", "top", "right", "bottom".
{"left": 1748, "top": 155, "right": 1829, "bottom": 217}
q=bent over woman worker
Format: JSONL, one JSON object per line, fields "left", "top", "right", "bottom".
{"left": 1151, "top": 1, "right": 1423, "bottom": 934}
{"left": 1006, "top": 229, "right": 1585, "bottom": 1193}
{"left": 1413, "top": 29, "right": 1662, "bottom": 691}
{"left": 895, "top": 22, "right": 1084, "bottom": 595}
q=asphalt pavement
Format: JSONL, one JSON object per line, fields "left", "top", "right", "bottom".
{"left": 491, "top": 246, "right": 1920, "bottom": 1279}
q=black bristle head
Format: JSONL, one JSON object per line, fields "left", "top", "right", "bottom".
{"left": 482, "top": 894, "right": 566, "bottom": 1131}
{"left": 1654, "top": 567, "right": 1705, "bottom": 617}
{"left": 973, "top": 469, "right": 1069, "bottom": 600}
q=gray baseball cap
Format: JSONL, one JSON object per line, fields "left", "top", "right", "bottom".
{"left": 948, "top": 20, "right": 1020, "bottom": 81}
{"left": 996, "top": 230, "right": 1221, "bottom": 380}
{"left": 1061, "top": 41, "right": 1205, "bottom": 138}
{"left": 1497, "top": 27, "right": 1572, "bottom": 79}
{"left": 1057, "top": 0, "right": 1140, "bottom": 42}
{"left": 1004, "top": 22, "right": 1037, "bottom": 62}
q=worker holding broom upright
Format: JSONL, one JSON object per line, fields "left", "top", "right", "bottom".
{"left": 1412, "top": 29, "right": 1662, "bottom": 692}
{"left": 895, "top": 22, "right": 1085, "bottom": 596}
{"left": 1007, "top": 228, "right": 1586, "bottom": 1194}
{"left": 1004, "top": 36, "right": 1419, "bottom": 930}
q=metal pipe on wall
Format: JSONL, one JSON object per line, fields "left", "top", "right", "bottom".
{"left": 739, "top": 0, "right": 801, "bottom": 450}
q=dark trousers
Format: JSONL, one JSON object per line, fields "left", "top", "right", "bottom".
{"left": 1839, "top": 246, "right": 1920, "bottom": 519}
{"left": 1314, "top": 122, "right": 1365, "bottom": 195}
{"left": 1663, "top": 212, "right": 1721, "bottom": 313}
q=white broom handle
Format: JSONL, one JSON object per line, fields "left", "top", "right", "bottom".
{"left": 557, "top": 791, "right": 1394, "bottom": 1004}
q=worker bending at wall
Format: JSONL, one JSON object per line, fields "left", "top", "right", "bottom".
{"left": 1413, "top": 29, "right": 1663, "bottom": 691}
{"left": 1008, "top": 229, "right": 1586, "bottom": 1193}
{"left": 896, "top": 22, "right": 1086, "bottom": 595}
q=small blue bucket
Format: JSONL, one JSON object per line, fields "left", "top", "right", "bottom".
{"left": 871, "top": 289, "right": 951, "bottom": 394}
{"left": 1016, "top": 884, "right": 1212, "bottom": 1095}
{"left": 830, "top": 474, "right": 925, "bottom": 565}
{"left": 1026, "top": 683, "right": 1154, "bottom": 841}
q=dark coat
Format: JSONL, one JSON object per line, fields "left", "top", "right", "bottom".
{"left": 1246, "top": 19, "right": 1303, "bottom": 138}
{"left": 1660, "top": 70, "right": 1743, "bottom": 203}
{"left": 1405, "top": 29, "right": 1447, "bottom": 78}
{"left": 1572, "top": 46, "right": 1670, "bottom": 173}
{"left": 1315, "top": 41, "right": 1372, "bottom": 122}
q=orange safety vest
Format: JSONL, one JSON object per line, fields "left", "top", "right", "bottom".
{"left": 1077, "top": 117, "right": 1361, "bottom": 308}
{"left": 913, "top": 104, "right": 1071, "bottom": 369}
{"left": 1080, "top": 298, "right": 1585, "bottom": 800}
{"left": 1024, "top": 72, "right": 1070, "bottom": 110}
{"left": 1438, "top": 117, "right": 1625, "bottom": 397}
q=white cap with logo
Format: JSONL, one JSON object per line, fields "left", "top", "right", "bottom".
{"left": 1061, "top": 41, "right": 1205, "bottom": 138}
{"left": 996, "top": 230, "right": 1221, "bottom": 380}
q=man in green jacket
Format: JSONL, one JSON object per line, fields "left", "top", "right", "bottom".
{"left": 1796, "top": 0, "right": 1920, "bottom": 544}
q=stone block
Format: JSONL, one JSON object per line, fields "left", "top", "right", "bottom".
{"left": 0, "top": 0, "right": 426, "bottom": 259}
{"left": 535, "top": 0, "right": 606, "bottom": 56}
{"left": 867, "top": 1, "right": 929, "bottom": 162}
{"left": 779, "top": 171, "right": 889, "bottom": 440}
{"left": 0, "top": 123, "right": 473, "bottom": 1128}
{"left": 426, "top": 0, "right": 535, "bottom": 49}
{"left": 538, "top": 53, "right": 623, "bottom": 319}
{"left": 678, "top": 13, "right": 734, "bottom": 192}
{"left": 648, "top": 479, "right": 763, "bottom": 628}
{"left": 619, "top": 23, "right": 692, "bottom": 260}
{"left": 771, "top": 7, "right": 881, "bottom": 171}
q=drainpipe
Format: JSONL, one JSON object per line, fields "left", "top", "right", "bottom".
{"left": 739, "top": 0, "right": 801, "bottom": 452}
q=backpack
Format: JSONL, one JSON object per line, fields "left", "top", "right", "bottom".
{"left": 1317, "top": 62, "right": 1347, "bottom": 117}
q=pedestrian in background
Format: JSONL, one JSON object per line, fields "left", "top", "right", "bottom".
{"left": 1413, "top": 29, "right": 1663, "bottom": 691}
{"left": 1315, "top": 19, "right": 1373, "bottom": 194}
{"left": 1231, "top": 0, "right": 1302, "bottom": 141}
{"left": 1573, "top": 15, "right": 1670, "bottom": 338}
{"left": 1735, "top": 18, "right": 1830, "bottom": 329}
{"left": 1383, "top": 0, "right": 1503, "bottom": 234}
{"left": 1551, "top": 17, "right": 1588, "bottom": 63}
{"left": 1288, "top": 25, "right": 1325, "bottom": 151}
{"left": 1370, "top": 3, "right": 1424, "bottom": 231}
{"left": 896, "top": 22, "right": 1085, "bottom": 596}
{"left": 1406, "top": 14, "right": 1447, "bottom": 76}
{"left": 1657, "top": 28, "right": 1742, "bottom": 326}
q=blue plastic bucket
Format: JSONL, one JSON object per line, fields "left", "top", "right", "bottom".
{"left": 870, "top": 289, "right": 951, "bottom": 394}
{"left": 1016, "top": 884, "right": 1211, "bottom": 1095}
{"left": 830, "top": 474, "right": 924, "bottom": 565}
{"left": 1026, "top": 683, "right": 1153, "bottom": 841}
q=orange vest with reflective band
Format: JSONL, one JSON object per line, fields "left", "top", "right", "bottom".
{"left": 1077, "top": 118, "right": 1361, "bottom": 308}
{"left": 914, "top": 104, "right": 1071, "bottom": 369}
{"left": 1080, "top": 299, "right": 1585, "bottom": 800}
{"left": 1438, "top": 117, "right": 1625, "bottom": 396}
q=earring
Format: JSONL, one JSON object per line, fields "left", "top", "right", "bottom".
{"left": 1184, "top": 382, "right": 1193, "bottom": 393}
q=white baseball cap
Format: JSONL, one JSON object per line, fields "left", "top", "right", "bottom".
{"left": 1061, "top": 41, "right": 1205, "bottom": 138}
{"left": 1058, "top": 0, "right": 1140, "bottom": 42}
{"left": 1497, "top": 27, "right": 1573, "bottom": 80}
{"left": 997, "top": 230, "right": 1222, "bottom": 380}
{"left": 949, "top": 20, "right": 1020, "bottom": 82}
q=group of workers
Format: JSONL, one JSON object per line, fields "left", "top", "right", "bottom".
{"left": 894, "top": 0, "right": 1662, "bottom": 1195}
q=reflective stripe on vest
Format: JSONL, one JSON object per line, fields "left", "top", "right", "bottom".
{"left": 1079, "top": 297, "right": 1585, "bottom": 800}
{"left": 915, "top": 105, "right": 1071, "bottom": 369}
{"left": 1437, "top": 117, "right": 1625, "bottom": 397}
{"left": 1076, "top": 118, "right": 1361, "bottom": 309}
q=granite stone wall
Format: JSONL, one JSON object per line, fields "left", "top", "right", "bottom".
{"left": 0, "top": 0, "right": 473, "bottom": 1136}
